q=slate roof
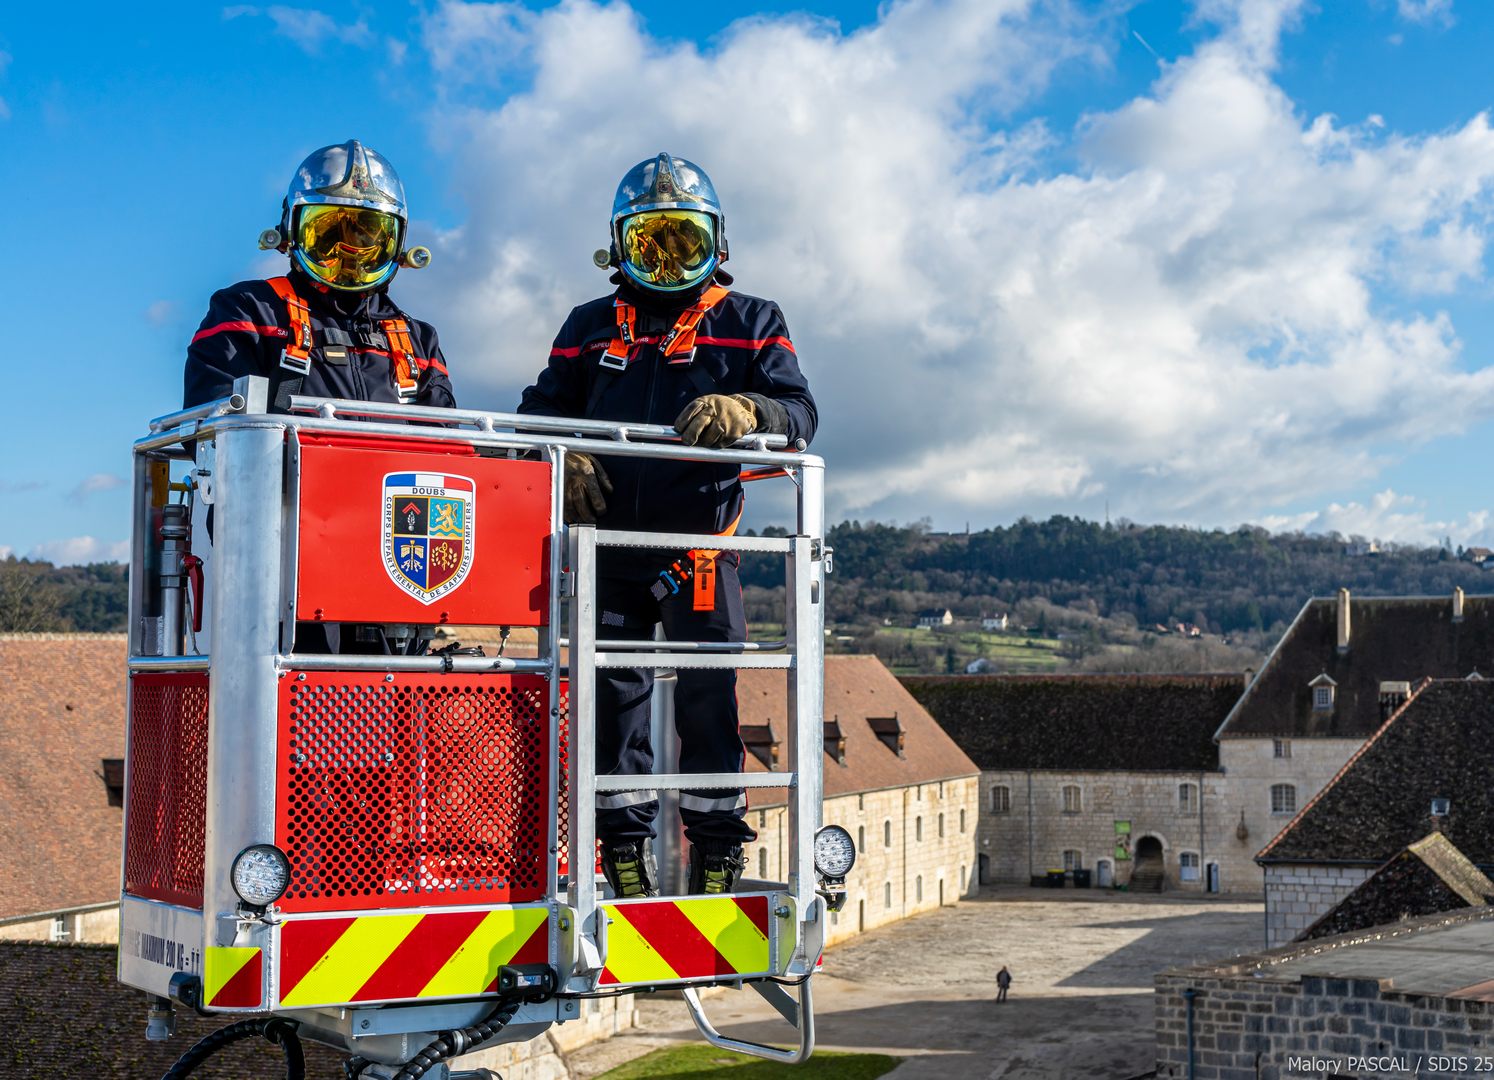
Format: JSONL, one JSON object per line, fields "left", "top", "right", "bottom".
{"left": 1217, "top": 593, "right": 1494, "bottom": 739}
{"left": 1258, "top": 679, "right": 1494, "bottom": 865}
{"left": 0, "top": 634, "right": 127, "bottom": 919}
{"left": 0, "top": 941, "right": 345, "bottom": 1078}
{"left": 900, "top": 673, "right": 1244, "bottom": 772}
{"left": 1298, "top": 833, "right": 1494, "bottom": 942}
{"left": 739, "top": 655, "right": 979, "bottom": 805}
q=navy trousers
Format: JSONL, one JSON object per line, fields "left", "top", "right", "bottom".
{"left": 593, "top": 549, "right": 757, "bottom": 847}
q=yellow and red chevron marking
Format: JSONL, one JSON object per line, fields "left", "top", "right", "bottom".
{"left": 277, "top": 907, "right": 549, "bottom": 1008}
{"left": 204, "top": 947, "right": 263, "bottom": 1009}
{"left": 599, "top": 895, "right": 773, "bottom": 986}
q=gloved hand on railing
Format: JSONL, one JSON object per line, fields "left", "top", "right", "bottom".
{"left": 564, "top": 452, "right": 612, "bottom": 524}
{"left": 674, "top": 394, "right": 759, "bottom": 448}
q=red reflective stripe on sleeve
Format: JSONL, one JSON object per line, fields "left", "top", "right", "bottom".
{"left": 549, "top": 345, "right": 583, "bottom": 359}
{"left": 191, "top": 321, "right": 288, "bottom": 344}
{"left": 417, "top": 356, "right": 449, "bottom": 375}
{"left": 692, "top": 335, "right": 796, "bottom": 353}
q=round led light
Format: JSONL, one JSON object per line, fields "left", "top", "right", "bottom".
{"left": 813, "top": 825, "right": 856, "bottom": 880}
{"left": 231, "top": 844, "right": 290, "bottom": 907}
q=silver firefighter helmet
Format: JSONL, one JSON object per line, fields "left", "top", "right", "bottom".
{"left": 269, "top": 140, "right": 416, "bottom": 291}
{"left": 608, "top": 152, "right": 728, "bottom": 293}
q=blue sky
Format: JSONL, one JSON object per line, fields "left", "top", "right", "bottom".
{"left": 3, "top": 0, "right": 1494, "bottom": 561}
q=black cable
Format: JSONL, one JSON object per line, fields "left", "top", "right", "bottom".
{"left": 344, "top": 1056, "right": 373, "bottom": 1079}
{"left": 160, "top": 1017, "right": 305, "bottom": 1080}
{"left": 392, "top": 998, "right": 523, "bottom": 1080}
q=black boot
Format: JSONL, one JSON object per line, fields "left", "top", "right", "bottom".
{"left": 600, "top": 840, "right": 658, "bottom": 899}
{"left": 688, "top": 842, "right": 746, "bottom": 895}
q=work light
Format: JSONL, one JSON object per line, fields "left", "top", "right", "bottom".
{"left": 230, "top": 844, "right": 291, "bottom": 908}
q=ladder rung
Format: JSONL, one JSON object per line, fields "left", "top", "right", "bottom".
{"left": 595, "top": 772, "right": 795, "bottom": 792}
{"left": 592, "top": 652, "right": 793, "bottom": 670}
{"left": 589, "top": 639, "right": 787, "bottom": 653}
{"left": 595, "top": 529, "right": 795, "bottom": 554}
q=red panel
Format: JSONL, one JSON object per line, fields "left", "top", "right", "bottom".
{"left": 295, "top": 437, "right": 552, "bottom": 626}
{"left": 124, "top": 673, "right": 210, "bottom": 908}
{"left": 213, "top": 952, "right": 264, "bottom": 1009}
{"left": 276, "top": 672, "right": 554, "bottom": 911}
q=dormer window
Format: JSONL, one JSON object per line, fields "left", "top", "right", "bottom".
{"left": 868, "top": 714, "right": 905, "bottom": 757}
{"left": 1379, "top": 681, "right": 1411, "bottom": 719}
{"left": 823, "top": 717, "right": 847, "bottom": 766}
{"left": 741, "top": 724, "right": 778, "bottom": 769}
{"left": 1309, "top": 673, "right": 1337, "bottom": 711}
{"left": 101, "top": 758, "right": 125, "bottom": 808}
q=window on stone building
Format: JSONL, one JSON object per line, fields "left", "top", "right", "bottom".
{"left": 1273, "top": 738, "right": 1292, "bottom": 759}
{"left": 1180, "top": 852, "right": 1200, "bottom": 882}
{"left": 1271, "top": 783, "right": 1297, "bottom": 815}
{"left": 961, "top": 865, "right": 967, "bottom": 890}
{"left": 884, "top": 820, "right": 892, "bottom": 847}
{"left": 1312, "top": 684, "right": 1334, "bottom": 711}
{"left": 759, "top": 847, "right": 768, "bottom": 878}
{"left": 992, "top": 785, "right": 1011, "bottom": 814}
{"left": 1178, "top": 783, "right": 1196, "bottom": 813}
{"left": 884, "top": 882, "right": 892, "bottom": 909}
{"left": 918, "top": 816, "right": 926, "bottom": 842}
{"left": 960, "top": 808, "right": 967, "bottom": 833}
{"left": 916, "top": 875, "right": 923, "bottom": 902}
{"left": 1062, "top": 849, "right": 1081, "bottom": 871}
{"left": 938, "top": 812, "right": 945, "bottom": 837}
{"left": 1062, "top": 785, "right": 1082, "bottom": 814}
{"left": 50, "top": 916, "right": 69, "bottom": 942}
{"left": 857, "top": 825, "right": 865, "bottom": 853}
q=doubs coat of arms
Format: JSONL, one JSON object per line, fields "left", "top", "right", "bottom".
{"left": 381, "top": 472, "right": 475, "bottom": 603}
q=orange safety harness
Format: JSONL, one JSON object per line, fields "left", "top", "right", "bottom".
{"left": 267, "top": 276, "right": 424, "bottom": 401}
{"left": 649, "top": 511, "right": 741, "bottom": 612}
{"left": 601, "top": 283, "right": 732, "bottom": 370}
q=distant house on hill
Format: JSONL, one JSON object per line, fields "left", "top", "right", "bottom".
{"left": 916, "top": 609, "right": 953, "bottom": 629}
{"left": 0, "top": 634, "right": 127, "bottom": 944}
{"left": 1297, "top": 832, "right": 1494, "bottom": 942}
{"left": 1463, "top": 547, "right": 1494, "bottom": 565}
{"left": 1255, "top": 677, "right": 1494, "bottom": 945}
{"left": 1218, "top": 587, "right": 1494, "bottom": 914}
{"left": 903, "top": 673, "right": 1244, "bottom": 893}
{"left": 742, "top": 655, "right": 980, "bottom": 942}
{"left": 981, "top": 614, "right": 1008, "bottom": 632}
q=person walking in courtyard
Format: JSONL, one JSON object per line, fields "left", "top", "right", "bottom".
{"left": 996, "top": 966, "right": 1013, "bottom": 1002}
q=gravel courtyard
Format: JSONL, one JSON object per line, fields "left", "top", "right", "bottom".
{"left": 569, "top": 886, "right": 1264, "bottom": 1079}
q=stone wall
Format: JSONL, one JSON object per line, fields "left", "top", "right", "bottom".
{"left": 978, "top": 769, "right": 1242, "bottom": 893}
{"left": 751, "top": 776, "right": 981, "bottom": 944}
{"left": 1216, "top": 736, "right": 1363, "bottom": 891}
{"left": 1263, "top": 864, "right": 1373, "bottom": 947}
{"left": 0, "top": 903, "right": 119, "bottom": 944}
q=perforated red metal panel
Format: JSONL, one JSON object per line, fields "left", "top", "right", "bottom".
{"left": 277, "top": 673, "right": 555, "bottom": 911}
{"left": 124, "top": 673, "right": 210, "bottom": 908}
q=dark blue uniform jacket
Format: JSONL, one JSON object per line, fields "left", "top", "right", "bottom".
{"left": 183, "top": 267, "right": 455, "bottom": 411}
{"left": 518, "top": 284, "right": 816, "bottom": 535}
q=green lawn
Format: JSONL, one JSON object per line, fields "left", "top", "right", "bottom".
{"left": 598, "top": 1045, "right": 899, "bottom": 1080}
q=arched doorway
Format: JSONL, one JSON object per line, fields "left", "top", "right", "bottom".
{"left": 978, "top": 853, "right": 991, "bottom": 886}
{"left": 1132, "top": 835, "right": 1165, "bottom": 893}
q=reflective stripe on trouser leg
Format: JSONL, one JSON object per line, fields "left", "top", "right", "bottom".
{"left": 598, "top": 789, "right": 660, "bottom": 810}
{"left": 679, "top": 791, "right": 747, "bottom": 814}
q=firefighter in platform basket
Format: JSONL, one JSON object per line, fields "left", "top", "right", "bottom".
{"left": 518, "top": 153, "right": 817, "bottom": 898}
{"left": 184, "top": 139, "right": 455, "bottom": 654}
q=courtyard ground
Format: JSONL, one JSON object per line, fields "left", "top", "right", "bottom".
{"left": 567, "top": 886, "right": 1264, "bottom": 1080}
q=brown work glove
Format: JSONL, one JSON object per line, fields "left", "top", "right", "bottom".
{"left": 564, "top": 452, "right": 612, "bottom": 524}
{"left": 674, "top": 394, "right": 759, "bottom": 448}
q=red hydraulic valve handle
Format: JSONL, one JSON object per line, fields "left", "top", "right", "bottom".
{"left": 183, "top": 554, "right": 204, "bottom": 634}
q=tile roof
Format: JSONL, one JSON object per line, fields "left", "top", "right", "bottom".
{"left": 0, "top": 941, "right": 344, "bottom": 1078}
{"left": 900, "top": 673, "right": 1244, "bottom": 771}
{"left": 738, "top": 655, "right": 979, "bottom": 805}
{"left": 1217, "top": 593, "right": 1494, "bottom": 739}
{"left": 1298, "top": 832, "right": 1494, "bottom": 942}
{"left": 1257, "top": 679, "right": 1494, "bottom": 865}
{"left": 0, "top": 634, "right": 127, "bottom": 919}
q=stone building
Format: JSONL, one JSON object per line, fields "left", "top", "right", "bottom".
{"left": 903, "top": 673, "right": 1245, "bottom": 893}
{"left": 1154, "top": 907, "right": 1494, "bottom": 1080}
{"left": 1255, "top": 677, "right": 1494, "bottom": 946}
{"left": 1217, "top": 588, "right": 1494, "bottom": 898}
{"left": 0, "top": 634, "right": 129, "bottom": 944}
{"left": 740, "top": 654, "right": 982, "bottom": 945}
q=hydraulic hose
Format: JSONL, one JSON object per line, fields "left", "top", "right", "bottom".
{"left": 393, "top": 998, "right": 524, "bottom": 1080}
{"left": 160, "top": 1018, "right": 305, "bottom": 1080}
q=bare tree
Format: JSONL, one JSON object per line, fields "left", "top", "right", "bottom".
{"left": 0, "top": 559, "right": 67, "bottom": 632}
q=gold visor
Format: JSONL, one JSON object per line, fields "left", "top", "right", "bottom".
{"left": 619, "top": 210, "right": 717, "bottom": 290}
{"left": 296, "top": 204, "right": 401, "bottom": 289}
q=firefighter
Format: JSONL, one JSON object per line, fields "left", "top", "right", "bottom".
{"left": 184, "top": 139, "right": 453, "bottom": 414}
{"left": 184, "top": 140, "right": 454, "bottom": 655}
{"left": 518, "top": 153, "right": 817, "bottom": 897}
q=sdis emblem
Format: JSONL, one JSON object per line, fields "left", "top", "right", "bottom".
{"left": 381, "top": 472, "right": 475, "bottom": 603}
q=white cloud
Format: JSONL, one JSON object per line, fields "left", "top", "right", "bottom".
{"left": 224, "top": 5, "right": 374, "bottom": 50}
{"left": 403, "top": 0, "right": 1494, "bottom": 531}
{"left": 1397, "top": 0, "right": 1454, "bottom": 26}
{"left": 30, "top": 537, "right": 129, "bottom": 565}
{"left": 145, "top": 300, "right": 177, "bottom": 326}
{"left": 69, "top": 473, "right": 125, "bottom": 500}
{"left": 1257, "top": 489, "right": 1489, "bottom": 546}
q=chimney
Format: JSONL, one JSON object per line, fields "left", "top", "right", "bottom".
{"left": 1454, "top": 587, "right": 1465, "bottom": 624}
{"left": 1337, "top": 588, "right": 1351, "bottom": 655}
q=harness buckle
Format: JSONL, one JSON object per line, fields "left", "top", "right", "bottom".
{"left": 598, "top": 349, "right": 629, "bottom": 372}
{"left": 278, "top": 348, "right": 311, "bottom": 375}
